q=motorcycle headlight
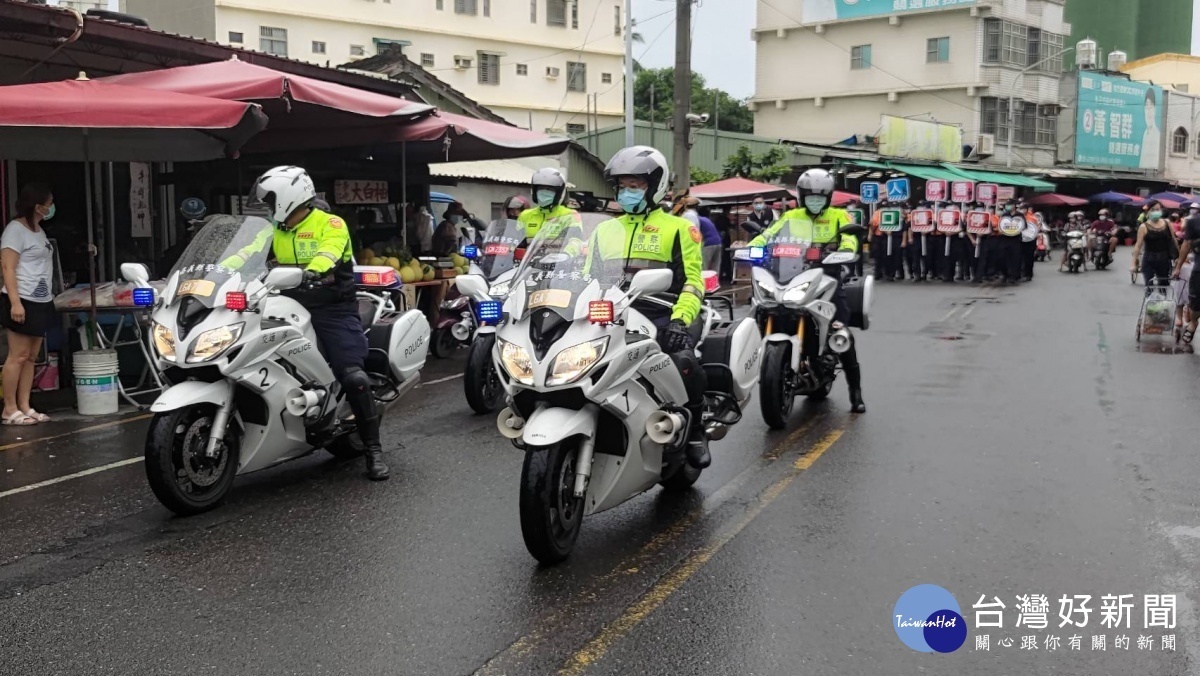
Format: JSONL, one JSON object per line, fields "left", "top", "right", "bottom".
{"left": 754, "top": 278, "right": 780, "bottom": 306}
{"left": 782, "top": 282, "right": 812, "bottom": 304}
{"left": 152, "top": 322, "right": 176, "bottom": 361}
{"left": 186, "top": 323, "right": 244, "bottom": 363}
{"left": 546, "top": 337, "right": 609, "bottom": 386}
{"left": 498, "top": 339, "right": 534, "bottom": 385}
{"left": 489, "top": 281, "right": 511, "bottom": 298}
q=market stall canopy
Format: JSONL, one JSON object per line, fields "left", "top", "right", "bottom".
{"left": 105, "top": 58, "right": 433, "bottom": 129}
{"left": 359, "top": 111, "right": 572, "bottom": 163}
{"left": 689, "top": 177, "right": 791, "bottom": 203}
{"left": 939, "top": 165, "right": 1055, "bottom": 191}
{"left": 1026, "top": 193, "right": 1089, "bottom": 207}
{"left": 0, "top": 76, "right": 267, "bottom": 162}
{"left": 1149, "top": 191, "right": 1193, "bottom": 203}
{"left": 1090, "top": 191, "right": 1145, "bottom": 205}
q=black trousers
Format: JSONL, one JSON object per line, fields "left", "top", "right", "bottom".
{"left": 906, "top": 239, "right": 922, "bottom": 278}
{"left": 310, "top": 302, "right": 368, "bottom": 378}
{"left": 1022, "top": 240, "right": 1037, "bottom": 279}
{"left": 998, "top": 237, "right": 1023, "bottom": 282}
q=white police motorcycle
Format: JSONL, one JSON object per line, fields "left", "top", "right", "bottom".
{"left": 457, "top": 227, "right": 761, "bottom": 564}
{"left": 123, "top": 215, "right": 430, "bottom": 515}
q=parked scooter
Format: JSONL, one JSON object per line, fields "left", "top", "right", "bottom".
{"left": 456, "top": 218, "right": 525, "bottom": 413}
{"left": 1064, "top": 230, "right": 1087, "bottom": 273}
{"left": 736, "top": 223, "right": 871, "bottom": 430}
{"left": 125, "top": 216, "right": 430, "bottom": 515}
{"left": 431, "top": 287, "right": 470, "bottom": 358}
{"left": 462, "top": 227, "right": 761, "bottom": 564}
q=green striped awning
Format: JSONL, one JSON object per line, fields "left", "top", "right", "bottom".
{"left": 849, "top": 160, "right": 966, "bottom": 183}
{"left": 939, "top": 165, "right": 1055, "bottom": 191}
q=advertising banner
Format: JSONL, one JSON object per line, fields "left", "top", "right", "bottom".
{"left": 879, "top": 115, "right": 964, "bottom": 163}
{"left": 803, "top": 0, "right": 975, "bottom": 23}
{"left": 1076, "top": 71, "right": 1164, "bottom": 171}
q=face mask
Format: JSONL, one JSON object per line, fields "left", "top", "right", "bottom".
{"left": 535, "top": 190, "right": 556, "bottom": 208}
{"left": 753, "top": 203, "right": 764, "bottom": 212}
{"left": 1149, "top": 211, "right": 1163, "bottom": 221}
{"left": 617, "top": 187, "right": 647, "bottom": 214}
{"left": 803, "top": 196, "right": 828, "bottom": 214}
{"left": 1005, "top": 206, "right": 1015, "bottom": 213}
{"left": 37, "top": 204, "right": 55, "bottom": 221}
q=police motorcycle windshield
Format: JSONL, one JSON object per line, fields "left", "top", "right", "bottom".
{"left": 510, "top": 225, "right": 614, "bottom": 322}
{"left": 169, "top": 215, "right": 273, "bottom": 308}
{"left": 477, "top": 219, "right": 525, "bottom": 280}
{"left": 758, "top": 218, "right": 819, "bottom": 285}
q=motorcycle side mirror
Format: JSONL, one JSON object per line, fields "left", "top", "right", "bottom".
{"left": 265, "top": 267, "right": 304, "bottom": 291}
{"left": 455, "top": 274, "right": 488, "bottom": 299}
{"left": 839, "top": 224, "right": 867, "bottom": 238}
{"left": 628, "top": 269, "right": 674, "bottom": 297}
{"left": 120, "top": 262, "right": 151, "bottom": 286}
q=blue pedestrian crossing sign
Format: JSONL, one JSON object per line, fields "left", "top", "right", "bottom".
{"left": 886, "top": 178, "right": 910, "bottom": 203}
{"left": 859, "top": 182, "right": 882, "bottom": 204}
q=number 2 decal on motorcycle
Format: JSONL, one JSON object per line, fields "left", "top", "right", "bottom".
{"left": 258, "top": 367, "right": 271, "bottom": 389}
{"left": 620, "top": 390, "right": 631, "bottom": 412}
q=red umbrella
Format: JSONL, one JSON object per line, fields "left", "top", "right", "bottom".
{"left": 691, "top": 177, "right": 791, "bottom": 203}
{"left": 832, "top": 190, "right": 857, "bottom": 206}
{"left": 0, "top": 76, "right": 267, "bottom": 161}
{"left": 1026, "top": 193, "right": 1089, "bottom": 207}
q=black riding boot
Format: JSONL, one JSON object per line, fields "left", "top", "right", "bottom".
{"left": 344, "top": 367, "right": 389, "bottom": 481}
{"left": 840, "top": 345, "right": 867, "bottom": 414}
{"left": 685, "top": 406, "right": 711, "bottom": 469}
{"left": 358, "top": 414, "right": 390, "bottom": 481}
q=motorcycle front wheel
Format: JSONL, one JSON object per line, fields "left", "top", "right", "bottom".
{"left": 144, "top": 406, "right": 240, "bottom": 516}
{"left": 759, "top": 342, "right": 794, "bottom": 430}
{"left": 464, "top": 335, "right": 502, "bottom": 414}
{"left": 430, "top": 326, "right": 459, "bottom": 359}
{"left": 519, "top": 441, "right": 585, "bottom": 565}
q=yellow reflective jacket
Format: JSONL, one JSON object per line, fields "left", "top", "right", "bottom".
{"left": 518, "top": 205, "right": 583, "bottom": 241}
{"left": 222, "top": 209, "right": 356, "bottom": 305}
{"left": 748, "top": 207, "right": 859, "bottom": 253}
{"left": 583, "top": 209, "right": 705, "bottom": 324}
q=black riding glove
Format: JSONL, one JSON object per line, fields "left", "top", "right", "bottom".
{"left": 664, "top": 319, "right": 693, "bottom": 353}
{"left": 301, "top": 269, "right": 324, "bottom": 290}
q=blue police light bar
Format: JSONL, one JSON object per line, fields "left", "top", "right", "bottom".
{"left": 475, "top": 299, "right": 503, "bottom": 324}
{"left": 132, "top": 288, "right": 155, "bottom": 307}
{"left": 749, "top": 247, "right": 766, "bottom": 262}
{"left": 462, "top": 245, "right": 479, "bottom": 260}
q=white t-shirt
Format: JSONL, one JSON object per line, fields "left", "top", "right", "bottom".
{"left": 1, "top": 220, "right": 54, "bottom": 302}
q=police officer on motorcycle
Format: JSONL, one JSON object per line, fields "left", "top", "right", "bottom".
{"left": 583, "top": 146, "right": 713, "bottom": 469}
{"left": 519, "top": 168, "right": 582, "bottom": 239}
{"left": 225, "top": 166, "right": 389, "bottom": 481}
{"left": 747, "top": 169, "right": 867, "bottom": 414}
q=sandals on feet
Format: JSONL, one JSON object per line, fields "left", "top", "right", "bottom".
{"left": 23, "top": 409, "right": 49, "bottom": 423}
{"left": 2, "top": 410, "right": 36, "bottom": 426}
{"left": 1184, "top": 327, "right": 1196, "bottom": 345}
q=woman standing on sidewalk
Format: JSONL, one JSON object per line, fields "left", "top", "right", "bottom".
{"left": 1, "top": 184, "right": 57, "bottom": 425}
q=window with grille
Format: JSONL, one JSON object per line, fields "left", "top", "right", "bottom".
{"left": 479, "top": 52, "right": 500, "bottom": 85}
{"left": 228, "top": 31, "right": 243, "bottom": 44}
{"left": 1042, "top": 32, "right": 1064, "bottom": 72}
{"left": 567, "top": 123, "right": 586, "bottom": 135}
{"left": 312, "top": 41, "right": 326, "bottom": 54}
{"left": 517, "top": 63, "right": 529, "bottom": 76}
{"left": 547, "top": 0, "right": 567, "bottom": 26}
{"left": 927, "top": 37, "right": 949, "bottom": 63}
{"left": 350, "top": 45, "right": 366, "bottom": 56}
{"left": 1036, "top": 113, "right": 1056, "bottom": 145}
{"left": 614, "top": 5, "right": 621, "bottom": 35}
{"left": 601, "top": 72, "right": 612, "bottom": 84}
{"left": 981, "top": 96, "right": 1010, "bottom": 142}
{"left": 984, "top": 19, "right": 1000, "bottom": 63}
{"left": 1027, "top": 28, "right": 1041, "bottom": 68}
{"left": 421, "top": 52, "right": 435, "bottom": 67}
{"left": 850, "top": 45, "right": 871, "bottom": 70}
{"left": 1001, "top": 22, "right": 1027, "bottom": 66}
{"left": 484, "top": 0, "right": 490, "bottom": 16}
{"left": 259, "top": 26, "right": 287, "bottom": 57}
{"left": 567, "top": 61, "right": 587, "bottom": 91}
{"left": 571, "top": 1, "right": 578, "bottom": 28}
{"left": 455, "top": 0, "right": 478, "bottom": 14}
{"left": 436, "top": 0, "right": 443, "bottom": 8}
{"left": 1173, "top": 128, "right": 1190, "bottom": 155}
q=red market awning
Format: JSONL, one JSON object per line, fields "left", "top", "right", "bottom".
{"left": 1026, "top": 193, "right": 1089, "bottom": 207}
{"left": 0, "top": 76, "right": 266, "bottom": 161}
{"left": 690, "top": 177, "right": 792, "bottom": 202}
{"left": 105, "top": 58, "right": 433, "bottom": 124}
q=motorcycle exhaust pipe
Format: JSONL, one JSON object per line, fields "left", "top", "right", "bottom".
{"left": 451, "top": 320, "right": 472, "bottom": 342}
{"left": 285, "top": 388, "right": 322, "bottom": 418}
{"left": 496, "top": 407, "right": 525, "bottom": 440}
{"left": 828, "top": 327, "right": 852, "bottom": 354}
{"left": 645, "top": 410, "right": 685, "bottom": 445}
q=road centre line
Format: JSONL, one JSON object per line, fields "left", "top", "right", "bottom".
{"left": 420, "top": 373, "right": 464, "bottom": 386}
{"left": 0, "top": 413, "right": 153, "bottom": 453}
{"left": 558, "top": 429, "right": 845, "bottom": 676}
{"left": 0, "top": 457, "right": 144, "bottom": 500}
{"left": 473, "top": 417, "right": 831, "bottom": 675}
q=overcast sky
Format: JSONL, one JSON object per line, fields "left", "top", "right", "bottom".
{"left": 639, "top": 0, "right": 1200, "bottom": 102}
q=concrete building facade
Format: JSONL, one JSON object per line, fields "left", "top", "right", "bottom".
{"left": 122, "top": 0, "right": 626, "bottom": 134}
{"left": 751, "top": 0, "right": 1072, "bottom": 169}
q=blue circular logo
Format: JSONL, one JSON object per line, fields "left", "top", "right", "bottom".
{"left": 893, "top": 584, "right": 967, "bottom": 653}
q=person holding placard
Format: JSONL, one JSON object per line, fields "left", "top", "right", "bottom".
{"left": 995, "top": 199, "right": 1025, "bottom": 285}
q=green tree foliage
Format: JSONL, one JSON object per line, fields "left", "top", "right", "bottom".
{"left": 721, "top": 145, "right": 790, "bottom": 183}
{"left": 690, "top": 167, "right": 721, "bottom": 185}
{"left": 633, "top": 67, "right": 753, "bottom": 134}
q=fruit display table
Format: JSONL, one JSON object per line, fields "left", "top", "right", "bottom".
{"left": 403, "top": 279, "right": 453, "bottom": 325}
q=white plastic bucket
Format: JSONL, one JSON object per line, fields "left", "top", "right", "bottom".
{"left": 74, "top": 349, "right": 120, "bottom": 416}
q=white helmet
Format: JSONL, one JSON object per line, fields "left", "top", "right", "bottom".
{"left": 530, "top": 168, "right": 568, "bottom": 209}
{"left": 253, "top": 165, "right": 316, "bottom": 225}
{"left": 603, "top": 146, "right": 671, "bottom": 213}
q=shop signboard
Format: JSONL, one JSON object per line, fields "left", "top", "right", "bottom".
{"left": 335, "top": 180, "right": 389, "bottom": 205}
{"left": 802, "top": 0, "right": 975, "bottom": 23}
{"left": 130, "top": 162, "right": 152, "bottom": 239}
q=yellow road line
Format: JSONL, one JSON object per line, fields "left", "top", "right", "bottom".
{"left": 0, "top": 413, "right": 153, "bottom": 453}
{"left": 474, "top": 416, "right": 829, "bottom": 675}
{"left": 558, "top": 429, "right": 845, "bottom": 676}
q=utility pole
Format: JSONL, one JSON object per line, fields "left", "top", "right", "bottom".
{"left": 624, "top": 0, "right": 635, "bottom": 146}
{"left": 671, "top": 0, "right": 693, "bottom": 193}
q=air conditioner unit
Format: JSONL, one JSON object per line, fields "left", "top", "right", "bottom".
{"left": 454, "top": 56, "right": 472, "bottom": 70}
{"left": 545, "top": 66, "right": 560, "bottom": 79}
{"left": 977, "top": 133, "right": 996, "bottom": 157}
{"left": 1038, "top": 104, "right": 1061, "bottom": 117}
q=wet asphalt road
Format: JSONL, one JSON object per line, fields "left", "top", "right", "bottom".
{"left": 3, "top": 259, "right": 1200, "bottom": 676}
